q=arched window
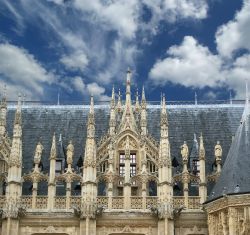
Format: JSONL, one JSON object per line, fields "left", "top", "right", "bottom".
{"left": 148, "top": 180, "right": 157, "bottom": 196}
{"left": 98, "top": 180, "right": 106, "bottom": 196}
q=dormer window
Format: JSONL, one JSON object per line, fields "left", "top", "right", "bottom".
{"left": 55, "top": 159, "right": 63, "bottom": 176}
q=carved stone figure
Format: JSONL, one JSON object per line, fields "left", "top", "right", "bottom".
{"left": 66, "top": 140, "right": 74, "bottom": 165}
{"left": 181, "top": 141, "right": 189, "bottom": 161}
{"left": 215, "top": 141, "right": 222, "bottom": 160}
{"left": 34, "top": 141, "right": 43, "bottom": 164}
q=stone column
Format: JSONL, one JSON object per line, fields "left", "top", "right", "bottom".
{"left": 66, "top": 181, "right": 71, "bottom": 210}
{"left": 108, "top": 180, "right": 113, "bottom": 209}
{"left": 199, "top": 134, "right": 207, "bottom": 204}
{"left": 32, "top": 181, "right": 38, "bottom": 209}
{"left": 124, "top": 136, "right": 131, "bottom": 209}
{"left": 228, "top": 207, "right": 237, "bottom": 235}
{"left": 48, "top": 133, "right": 57, "bottom": 210}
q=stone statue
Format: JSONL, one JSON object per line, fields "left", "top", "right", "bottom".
{"left": 215, "top": 141, "right": 222, "bottom": 160}
{"left": 34, "top": 141, "right": 43, "bottom": 164}
{"left": 181, "top": 141, "right": 189, "bottom": 161}
{"left": 67, "top": 140, "right": 74, "bottom": 165}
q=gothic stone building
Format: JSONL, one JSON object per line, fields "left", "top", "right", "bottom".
{"left": 0, "top": 70, "right": 250, "bottom": 235}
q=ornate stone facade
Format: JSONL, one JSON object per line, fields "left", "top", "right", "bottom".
{"left": 0, "top": 70, "right": 249, "bottom": 235}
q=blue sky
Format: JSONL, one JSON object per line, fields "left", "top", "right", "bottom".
{"left": 0, "top": 0, "right": 249, "bottom": 103}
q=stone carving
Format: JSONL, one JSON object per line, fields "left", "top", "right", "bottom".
{"left": 34, "top": 141, "right": 43, "bottom": 165}
{"left": 66, "top": 140, "right": 74, "bottom": 165}
{"left": 181, "top": 141, "right": 189, "bottom": 162}
{"left": 2, "top": 198, "right": 26, "bottom": 219}
{"left": 215, "top": 141, "right": 222, "bottom": 160}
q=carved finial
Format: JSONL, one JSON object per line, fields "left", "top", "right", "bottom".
{"left": 87, "top": 96, "right": 95, "bottom": 138}
{"left": 135, "top": 88, "right": 140, "bottom": 112}
{"left": 229, "top": 91, "right": 233, "bottom": 105}
{"left": 111, "top": 85, "right": 115, "bottom": 108}
{"left": 117, "top": 88, "right": 122, "bottom": 112}
{"left": 90, "top": 95, "right": 94, "bottom": 115}
{"left": 199, "top": 133, "right": 205, "bottom": 160}
{"left": 126, "top": 68, "right": 131, "bottom": 98}
{"left": 50, "top": 133, "right": 57, "bottom": 160}
{"left": 161, "top": 93, "right": 167, "bottom": 115}
{"left": 141, "top": 86, "right": 146, "bottom": 109}
{"left": 57, "top": 91, "right": 60, "bottom": 105}
{"left": 195, "top": 92, "right": 198, "bottom": 105}
{"left": 14, "top": 94, "right": 22, "bottom": 125}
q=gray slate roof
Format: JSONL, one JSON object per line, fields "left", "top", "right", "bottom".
{"left": 207, "top": 111, "right": 250, "bottom": 201}
{"left": 5, "top": 104, "right": 244, "bottom": 195}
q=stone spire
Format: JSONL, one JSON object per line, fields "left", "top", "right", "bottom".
{"left": 48, "top": 133, "right": 57, "bottom": 210}
{"left": 116, "top": 89, "right": 122, "bottom": 113}
{"left": 118, "top": 69, "right": 137, "bottom": 133}
{"left": 83, "top": 95, "right": 96, "bottom": 183}
{"left": 134, "top": 88, "right": 140, "bottom": 112}
{"left": 87, "top": 95, "right": 95, "bottom": 139}
{"left": 140, "top": 86, "right": 147, "bottom": 136}
{"left": 109, "top": 86, "right": 116, "bottom": 136}
{"left": 160, "top": 94, "right": 168, "bottom": 139}
{"left": 126, "top": 67, "right": 131, "bottom": 102}
{"left": 158, "top": 93, "right": 174, "bottom": 233}
{"left": 0, "top": 85, "right": 7, "bottom": 136}
{"left": 81, "top": 96, "right": 97, "bottom": 222}
{"left": 4, "top": 94, "right": 23, "bottom": 224}
{"left": 4, "top": 92, "right": 22, "bottom": 197}
{"left": 199, "top": 133, "right": 207, "bottom": 204}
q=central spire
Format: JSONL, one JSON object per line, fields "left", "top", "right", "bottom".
{"left": 126, "top": 67, "right": 131, "bottom": 105}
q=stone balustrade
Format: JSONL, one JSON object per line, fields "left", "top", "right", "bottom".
{"left": 16, "top": 195, "right": 201, "bottom": 210}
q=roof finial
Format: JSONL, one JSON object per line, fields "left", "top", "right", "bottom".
{"left": 111, "top": 85, "right": 115, "bottom": 108}
{"left": 135, "top": 88, "right": 140, "bottom": 112}
{"left": 162, "top": 93, "right": 166, "bottom": 114}
{"left": 57, "top": 91, "right": 60, "bottom": 105}
{"left": 229, "top": 91, "right": 233, "bottom": 105}
{"left": 117, "top": 88, "right": 122, "bottom": 112}
{"left": 90, "top": 94, "right": 94, "bottom": 114}
{"left": 126, "top": 67, "right": 131, "bottom": 96}
{"left": 195, "top": 92, "right": 198, "bottom": 105}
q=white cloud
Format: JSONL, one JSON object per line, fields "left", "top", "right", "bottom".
{"left": 70, "top": 77, "right": 110, "bottom": 101}
{"left": 74, "top": 0, "right": 139, "bottom": 39}
{"left": 216, "top": 0, "right": 250, "bottom": 58}
{"left": 72, "top": 76, "right": 85, "bottom": 93}
{"left": 225, "top": 54, "right": 250, "bottom": 99}
{"left": 74, "top": 0, "right": 208, "bottom": 39}
{"left": 60, "top": 51, "right": 89, "bottom": 72}
{"left": 149, "top": 36, "right": 223, "bottom": 88}
{"left": 0, "top": 43, "right": 55, "bottom": 99}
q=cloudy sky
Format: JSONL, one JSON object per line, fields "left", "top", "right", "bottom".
{"left": 0, "top": 0, "right": 249, "bottom": 103}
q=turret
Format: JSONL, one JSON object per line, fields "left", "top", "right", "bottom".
{"left": 140, "top": 86, "right": 147, "bottom": 136}
{"left": 199, "top": 133, "right": 207, "bottom": 204}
